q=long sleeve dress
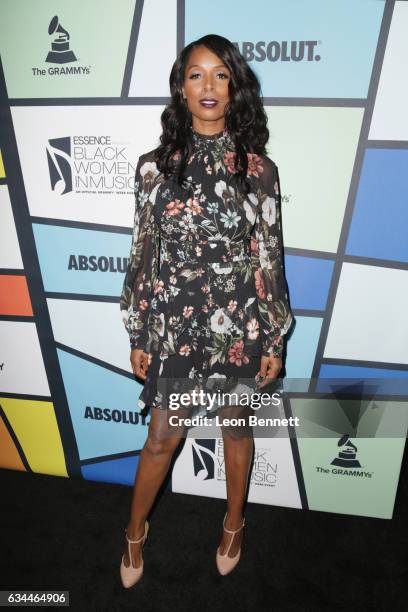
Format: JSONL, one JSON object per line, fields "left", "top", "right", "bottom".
{"left": 120, "top": 126, "right": 294, "bottom": 416}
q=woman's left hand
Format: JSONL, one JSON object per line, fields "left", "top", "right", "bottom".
{"left": 256, "top": 355, "right": 282, "bottom": 388}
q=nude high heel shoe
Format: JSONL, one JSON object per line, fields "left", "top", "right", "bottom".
{"left": 120, "top": 520, "right": 149, "bottom": 588}
{"left": 216, "top": 512, "right": 245, "bottom": 576}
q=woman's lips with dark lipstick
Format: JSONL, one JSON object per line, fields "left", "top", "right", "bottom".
{"left": 199, "top": 98, "right": 218, "bottom": 108}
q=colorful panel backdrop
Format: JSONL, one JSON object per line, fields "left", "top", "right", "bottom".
{"left": 0, "top": 0, "right": 407, "bottom": 518}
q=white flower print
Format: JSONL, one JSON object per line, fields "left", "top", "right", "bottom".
{"left": 244, "top": 194, "right": 257, "bottom": 225}
{"left": 261, "top": 196, "right": 276, "bottom": 226}
{"left": 214, "top": 180, "right": 236, "bottom": 202}
{"left": 207, "top": 202, "right": 219, "bottom": 214}
{"left": 210, "top": 308, "right": 233, "bottom": 334}
{"left": 219, "top": 209, "right": 241, "bottom": 229}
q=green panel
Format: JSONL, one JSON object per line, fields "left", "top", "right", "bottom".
{"left": 0, "top": 0, "right": 136, "bottom": 98}
{"left": 290, "top": 397, "right": 408, "bottom": 518}
{"left": 264, "top": 106, "right": 364, "bottom": 253}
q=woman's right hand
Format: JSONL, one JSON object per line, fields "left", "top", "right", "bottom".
{"left": 130, "top": 348, "right": 150, "bottom": 381}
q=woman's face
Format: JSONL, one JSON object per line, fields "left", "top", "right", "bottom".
{"left": 181, "top": 45, "right": 231, "bottom": 132}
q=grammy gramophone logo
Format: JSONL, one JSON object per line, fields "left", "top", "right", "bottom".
{"left": 331, "top": 433, "right": 361, "bottom": 468}
{"left": 45, "top": 15, "right": 77, "bottom": 64}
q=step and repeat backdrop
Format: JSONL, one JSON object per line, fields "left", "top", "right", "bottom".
{"left": 1, "top": 0, "right": 407, "bottom": 519}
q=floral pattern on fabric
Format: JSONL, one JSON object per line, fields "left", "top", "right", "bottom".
{"left": 120, "top": 127, "right": 294, "bottom": 369}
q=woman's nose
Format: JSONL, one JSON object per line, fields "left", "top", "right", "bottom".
{"left": 202, "top": 75, "right": 215, "bottom": 91}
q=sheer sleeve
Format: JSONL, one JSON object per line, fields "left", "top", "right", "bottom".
{"left": 249, "top": 156, "right": 294, "bottom": 358}
{"left": 120, "top": 154, "right": 160, "bottom": 352}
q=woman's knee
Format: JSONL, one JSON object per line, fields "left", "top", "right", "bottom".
{"left": 143, "top": 429, "right": 181, "bottom": 456}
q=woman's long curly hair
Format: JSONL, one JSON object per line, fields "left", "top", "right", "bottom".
{"left": 154, "top": 34, "right": 269, "bottom": 197}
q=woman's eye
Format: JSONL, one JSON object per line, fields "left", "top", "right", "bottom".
{"left": 188, "top": 72, "right": 229, "bottom": 80}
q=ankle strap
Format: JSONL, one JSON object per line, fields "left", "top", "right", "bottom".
{"left": 222, "top": 512, "right": 245, "bottom": 534}
{"left": 125, "top": 523, "right": 147, "bottom": 544}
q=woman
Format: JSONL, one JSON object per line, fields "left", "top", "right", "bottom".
{"left": 119, "top": 33, "right": 294, "bottom": 587}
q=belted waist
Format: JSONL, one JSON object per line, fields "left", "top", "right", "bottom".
{"left": 160, "top": 238, "right": 251, "bottom": 265}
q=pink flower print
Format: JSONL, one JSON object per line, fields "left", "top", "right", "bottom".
{"left": 246, "top": 317, "right": 260, "bottom": 340}
{"left": 250, "top": 235, "right": 259, "bottom": 256}
{"left": 183, "top": 306, "right": 194, "bottom": 319}
{"left": 195, "top": 245, "right": 202, "bottom": 257}
{"left": 247, "top": 154, "right": 263, "bottom": 177}
{"left": 179, "top": 344, "right": 191, "bottom": 356}
{"left": 228, "top": 340, "right": 250, "bottom": 366}
{"left": 201, "top": 283, "right": 210, "bottom": 294}
{"left": 171, "top": 149, "right": 181, "bottom": 161}
{"left": 255, "top": 268, "right": 266, "bottom": 300}
{"left": 186, "top": 196, "right": 203, "bottom": 215}
{"left": 139, "top": 299, "right": 149, "bottom": 311}
{"left": 153, "top": 279, "right": 165, "bottom": 295}
{"left": 166, "top": 198, "right": 185, "bottom": 216}
{"left": 224, "top": 151, "right": 237, "bottom": 174}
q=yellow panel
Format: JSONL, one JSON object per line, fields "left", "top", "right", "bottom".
{"left": 1, "top": 397, "right": 68, "bottom": 477}
{"left": 0, "top": 150, "right": 5, "bottom": 178}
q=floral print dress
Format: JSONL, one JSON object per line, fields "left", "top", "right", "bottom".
{"left": 120, "top": 126, "right": 294, "bottom": 416}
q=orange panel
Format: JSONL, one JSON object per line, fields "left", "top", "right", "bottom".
{"left": 0, "top": 415, "right": 27, "bottom": 471}
{"left": 0, "top": 275, "right": 33, "bottom": 316}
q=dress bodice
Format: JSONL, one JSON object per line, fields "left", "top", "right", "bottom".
{"left": 120, "top": 126, "right": 294, "bottom": 360}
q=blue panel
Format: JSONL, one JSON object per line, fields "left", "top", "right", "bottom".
{"left": 284, "top": 315, "right": 323, "bottom": 384}
{"left": 82, "top": 455, "right": 141, "bottom": 486}
{"left": 317, "top": 363, "right": 408, "bottom": 395}
{"left": 285, "top": 254, "right": 334, "bottom": 311}
{"left": 82, "top": 455, "right": 172, "bottom": 489}
{"left": 57, "top": 348, "right": 148, "bottom": 460}
{"left": 185, "top": 0, "right": 384, "bottom": 98}
{"left": 32, "top": 223, "right": 132, "bottom": 296}
{"left": 346, "top": 149, "right": 408, "bottom": 263}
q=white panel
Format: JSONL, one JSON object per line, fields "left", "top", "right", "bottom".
{"left": 47, "top": 298, "right": 134, "bottom": 373}
{"left": 369, "top": 1, "right": 408, "bottom": 140}
{"left": 129, "top": 0, "right": 177, "bottom": 96}
{"left": 0, "top": 321, "right": 50, "bottom": 395}
{"left": 172, "top": 435, "right": 302, "bottom": 508}
{"left": 0, "top": 185, "right": 23, "bottom": 269}
{"left": 324, "top": 262, "right": 408, "bottom": 364}
{"left": 10, "top": 105, "right": 164, "bottom": 228}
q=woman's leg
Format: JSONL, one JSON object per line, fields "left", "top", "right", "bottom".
{"left": 122, "top": 406, "right": 188, "bottom": 568}
{"left": 218, "top": 404, "right": 254, "bottom": 557}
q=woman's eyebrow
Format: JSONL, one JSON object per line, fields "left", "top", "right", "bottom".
{"left": 186, "top": 63, "right": 228, "bottom": 69}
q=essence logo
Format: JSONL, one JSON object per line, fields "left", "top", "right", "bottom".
{"left": 233, "top": 40, "right": 321, "bottom": 62}
{"left": 46, "top": 136, "right": 72, "bottom": 195}
{"left": 46, "top": 135, "right": 135, "bottom": 196}
{"left": 192, "top": 439, "right": 217, "bottom": 480}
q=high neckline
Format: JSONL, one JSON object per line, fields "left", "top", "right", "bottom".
{"left": 190, "top": 125, "right": 233, "bottom": 150}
